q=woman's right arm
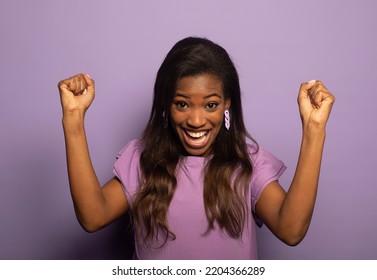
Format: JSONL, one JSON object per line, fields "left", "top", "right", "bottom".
{"left": 58, "top": 74, "right": 128, "bottom": 232}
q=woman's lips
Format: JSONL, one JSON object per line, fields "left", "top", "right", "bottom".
{"left": 182, "top": 129, "right": 210, "bottom": 148}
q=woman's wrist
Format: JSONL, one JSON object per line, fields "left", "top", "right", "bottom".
{"left": 62, "top": 111, "right": 86, "bottom": 135}
{"left": 301, "top": 124, "right": 326, "bottom": 147}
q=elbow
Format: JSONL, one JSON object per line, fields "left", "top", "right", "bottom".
{"left": 76, "top": 214, "right": 103, "bottom": 233}
{"left": 277, "top": 226, "right": 308, "bottom": 247}
{"left": 281, "top": 234, "right": 305, "bottom": 247}
{"left": 81, "top": 222, "right": 101, "bottom": 233}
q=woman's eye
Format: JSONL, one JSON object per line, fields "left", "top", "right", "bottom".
{"left": 206, "top": 102, "right": 218, "bottom": 109}
{"left": 175, "top": 101, "right": 188, "bottom": 109}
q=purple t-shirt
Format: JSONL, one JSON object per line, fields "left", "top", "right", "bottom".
{"left": 113, "top": 139, "right": 286, "bottom": 259}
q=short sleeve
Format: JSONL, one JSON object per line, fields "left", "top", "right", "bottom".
{"left": 248, "top": 144, "right": 287, "bottom": 213}
{"left": 113, "top": 139, "right": 143, "bottom": 208}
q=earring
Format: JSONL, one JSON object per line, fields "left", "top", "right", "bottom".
{"left": 224, "top": 110, "right": 230, "bottom": 130}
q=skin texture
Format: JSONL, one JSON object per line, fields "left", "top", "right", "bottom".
{"left": 58, "top": 74, "right": 334, "bottom": 246}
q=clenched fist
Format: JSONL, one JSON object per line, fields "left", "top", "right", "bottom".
{"left": 58, "top": 73, "right": 95, "bottom": 115}
{"left": 298, "top": 80, "right": 335, "bottom": 130}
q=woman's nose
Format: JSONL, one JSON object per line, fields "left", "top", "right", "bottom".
{"left": 187, "top": 109, "right": 205, "bottom": 128}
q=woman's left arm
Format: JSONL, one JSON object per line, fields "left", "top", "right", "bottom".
{"left": 255, "top": 80, "right": 335, "bottom": 246}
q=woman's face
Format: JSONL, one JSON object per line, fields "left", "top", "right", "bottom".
{"left": 170, "top": 74, "right": 230, "bottom": 156}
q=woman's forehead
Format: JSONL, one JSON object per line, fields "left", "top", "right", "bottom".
{"left": 176, "top": 75, "right": 223, "bottom": 93}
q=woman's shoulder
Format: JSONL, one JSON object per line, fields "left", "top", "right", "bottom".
{"left": 116, "top": 139, "right": 143, "bottom": 160}
{"left": 113, "top": 139, "right": 143, "bottom": 206}
{"left": 246, "top": 142, "right": 284, "bottom": 168}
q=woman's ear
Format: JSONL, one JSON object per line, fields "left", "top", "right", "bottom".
{"left": 225, "top": 98, "right": 231, "bottom": 110}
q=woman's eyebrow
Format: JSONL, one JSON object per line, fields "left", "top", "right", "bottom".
{"left": 173, "top": 93, "right": 222, "bottom": 99}
{"left": 174, "top": 93, "right": 191, "bottom": 99}
{"left": 203, "top": 93, "right": 222, "bottom": 99}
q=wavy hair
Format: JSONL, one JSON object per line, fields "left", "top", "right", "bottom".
{"left": 133, "top": 37, "right": 258, "bottom": 246}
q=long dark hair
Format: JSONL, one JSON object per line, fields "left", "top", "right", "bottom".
{"left": 133, "top": 37, "right": 257, "bottom": 245}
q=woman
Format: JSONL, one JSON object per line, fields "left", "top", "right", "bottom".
{"left": 58, "top": 37, "right": 334, "bottom": 259}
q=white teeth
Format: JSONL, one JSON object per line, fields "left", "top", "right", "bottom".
{"left": 186, "top": 131, "right": 207, "bottom": 138}
{"left": 183, "top": 129, "right": 209, "bottom": 148}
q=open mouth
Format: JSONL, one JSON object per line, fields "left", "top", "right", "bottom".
{"left": 182, "top": 129, "right": 210, "bottom": 148}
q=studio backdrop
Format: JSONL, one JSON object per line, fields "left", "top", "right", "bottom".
{"left": 0, "top": 0, "right": 376, "bottom": 259}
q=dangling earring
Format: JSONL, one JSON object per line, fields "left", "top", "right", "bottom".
{"left": 162, "top": 111, "right": 168, "bottom": 129}
{"left": 224, "top": 109, "right": 230, "bottom": 130}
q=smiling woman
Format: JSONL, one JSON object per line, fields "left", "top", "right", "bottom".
{"left": 57, "top": 37, "right": 334, "bottom": 259}
{"left": 171, "top": 75, "right": 230, "bottom": 156}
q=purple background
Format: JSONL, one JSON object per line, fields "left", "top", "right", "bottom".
{"left": 1, "top": 0, "right": 376, "bottom": 259}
